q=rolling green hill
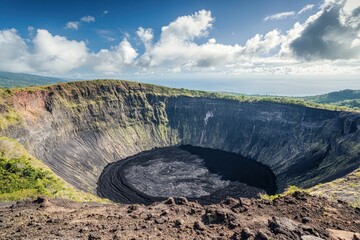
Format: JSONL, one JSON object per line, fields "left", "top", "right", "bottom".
{"left": 303, "top": 89, "right": 360, "bottom": 109}
{"left": 220, "top": 89, "right": 360, "bottom": 110}
{"left": 0, "top": 71, "right": 71, "bottom": 88}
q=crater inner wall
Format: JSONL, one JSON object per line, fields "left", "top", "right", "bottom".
{"left": 4, "top": 82, "right": 360, "bottom": 193}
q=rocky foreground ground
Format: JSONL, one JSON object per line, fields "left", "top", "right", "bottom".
{"left": 0, "top": 192, "right": 359, "bottom": 240}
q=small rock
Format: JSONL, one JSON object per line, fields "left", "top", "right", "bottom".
{"left": 79, "top": 227, "right": 89, "bottom": 233}
{"left": 261, "top": 199, "right": 271, "bottom": 205}
{"left": 88, "top": 234, "right": 101, "bottom": 240}
{"left": 293, "top": 191, "right": 308, "bottom": 201}
{"left": 268, "top": 216, "right": 300, "bottom": 233}
{"left": 301, "top": 235, "right": 325, "bottom": 240}
{"left": 34, "top": 196, "right": 47, "bottom": 204}
{"left": 224, "top": 197, "right": 238, "bottom": 205}
{"left": 127, "top": 205, "right": 138, "bottom": 213}
{"left": 174, "top": 219, "right": 185, "bottom": 228}
{"left": 164, "top": 197, "right": 175, "bottom": 205}
{"left": 193, "top": 221, "right": 206, "bottom": 231}
{"left": 55, "top": 230, "right": 65, "bottom": 237}
{"left": 205, "top": 208, "right": 238, "bottom": 229}
{"left": 144, "top": 213, "right": 153, "bottom": 221}
{"left": 302, "top": 217, "right": 311, "bottom": 224}
{"left": 189, "top": 208, "right": 196, "bottom": 215}
{"left": 175, "top": 197, "right": 188, "bottom": 205}
{"left": 155, "top": 218, "right": 165, "bottom": 224}
{"left": 239, "top": 198, "right": 252, "bottom": 207}
{"left": 302, "top": 225, "right": 316, "bottom": 235}
{"left": 34, "top": 197, "right": 51, "bottom": 208}
{"left": 337, "top": 199, "right": 347, "bottom": 205}
{"left": 241, "top": 227, "right": 254, "bottom": 239}
{"left": 255, "top": 230, "right": 269, "bottom": 240}
{"left": 231, "top": 232, "right": 241, "bottom": 240}
{"left": 160, "top": 210, "right": 169, "bottom": 216}
{"left": 284, "top": 197, "right": 296, "bottom": 204}
{"left": 327, "top": 229, "right": 360, "bottom": 240}
{"left": 272, "top": 199, "right": 280, "bottom": 206}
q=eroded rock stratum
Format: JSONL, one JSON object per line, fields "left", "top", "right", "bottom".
{"left": 1, "top": 80, "right": 359, "bottom": 197}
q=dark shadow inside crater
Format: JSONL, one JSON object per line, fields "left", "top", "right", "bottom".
{"left": 180, "top": 145, "right": 277, "bottom": 195}
{"left": 97, "top": 145, "right": 277, "bottom": 205}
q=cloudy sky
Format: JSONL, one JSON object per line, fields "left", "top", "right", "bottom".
{"left": 0, "top": 0, "right": 359, "bottom": 95}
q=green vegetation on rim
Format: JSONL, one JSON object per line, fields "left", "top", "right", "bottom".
{"left": 0, "top": 137, "right": 106, "bottom": 202}
{"left": 74, "top": 82, "right": 358, "bottom": 112}
{"left": 3, "top": 79, "right": 358, "bottom": 112}
{"left": 259, "top": 185, "right": 308, "bottom": 202}
{"left": 0, "top": 79, "right": 356, "bottom": 134}
{"left": 0, "top": 88, "right": 21, "bottom": 131}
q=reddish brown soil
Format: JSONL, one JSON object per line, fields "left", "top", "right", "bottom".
{"left": 0, "top": 192, "right": 359, "bottom": 240}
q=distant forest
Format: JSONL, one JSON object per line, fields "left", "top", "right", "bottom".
{"left": 303, "top": 90, "right": 360, "bottom": 109}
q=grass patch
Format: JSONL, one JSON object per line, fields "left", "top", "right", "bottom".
{"left": 0, "top": 89, "right": 21, "bottom": 131}
{"left": 259, "top": 185, "right": 308, "bottom": 202}
{"left": 0, "top": 137, "right": 107, "bottom": 202}
{"left": 0, "top": 153, "right": 64, "bottom": 201}
{"left": 0, "top": 111, "right": 21, "bottom": 131}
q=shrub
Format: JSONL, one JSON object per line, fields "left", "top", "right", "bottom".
{"left": 0, "top": 155, "right": 63, "bottom": 200}
{"left": 259, "top": 185, "right": 307, "bottom": 202}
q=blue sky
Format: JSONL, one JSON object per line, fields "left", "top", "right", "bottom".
{"left": 0, "top": 0, "right": 360, "bottom": 95}
{"left": 0, "top": 0, "right": 317, "bottom": 50}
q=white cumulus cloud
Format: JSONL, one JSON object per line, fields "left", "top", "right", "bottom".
{"left": 0, "top": 28, "right": 138, "bottom": 74}
{"left": 89, "top": 38, "right": 137, "bottom": 72}
{"left": 1, "top": 1, "right": 360, "bottom": 77}
{"left": 138, "top": 9, "right": 285, "bottom": 72}
{"left": 138, "top": 10, "right": 243, "bottom": 69}
{"left": 0, "top": 29, "right": 32, "bottom": 72}
{"left": 160, "top": 9, "right": 213, "bottom": 42}
{"left": 65, "top": 15, "right": 96, "bottom": 30}
{"left": 30, "top": 29, "right": 88, "bottom": 73}
{"left": 243, "top": 29, "right": 283, "bottom": 55}
{"left": 137, "top": 27, "right": 154, "bottom": 49}
{"left": 65, "top": 21, "right": 80, "bottom": 30}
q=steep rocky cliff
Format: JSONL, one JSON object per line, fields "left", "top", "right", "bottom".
{"left": 1, "top": 80, "right": 359, "bottom": 195}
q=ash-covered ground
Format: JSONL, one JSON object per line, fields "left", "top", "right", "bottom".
{"left": 97, "top": 146, "right": 277, "bottom": 205}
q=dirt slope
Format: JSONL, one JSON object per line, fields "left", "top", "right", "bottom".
{"left": 1, "top": 192, "right": 359, "bottom": 240}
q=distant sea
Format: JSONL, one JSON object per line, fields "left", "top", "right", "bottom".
{"left": 137, "top": 78, "right": 360, "bottom": 97}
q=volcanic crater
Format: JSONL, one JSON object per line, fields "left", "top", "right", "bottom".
{"left": 2, "top": 80, "right": 360, "bottom": 203}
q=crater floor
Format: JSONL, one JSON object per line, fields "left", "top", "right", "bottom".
{"left": 97, "top": 145, "right": 277, "bottom": 204}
